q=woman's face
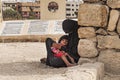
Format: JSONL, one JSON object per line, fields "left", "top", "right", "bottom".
{"left": 60, "top": 39, "right": 68, "bottom": 46}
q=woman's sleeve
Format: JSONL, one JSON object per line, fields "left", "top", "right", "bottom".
{"left": 45, "top": 38, "right": 55, "bottom": 65}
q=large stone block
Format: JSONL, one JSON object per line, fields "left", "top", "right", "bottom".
{"left": 107, "top": 10, "right": 119, "bottom": 31}
{"left": 98, "top": 49, "right": 120, "bottom": 75}
{"left": 107, "top": 0, "right": 120, "bottom": 8}
{"left": 78, "top": 3, "right": 109, "bottom": 27}
{"left": 117, "top": 18, "right": 120, "bottom": 34}
{"left": 97, "top": 35, "right": 120, "bottom": 49}
{"left": 66, "top": 62, "right": 104, "bottom": 80}
{"left": 78, "top": 27, "right": 96, "bottom": 38}
{"left": 78, "top": 39, "right": 98, "bottom": 58}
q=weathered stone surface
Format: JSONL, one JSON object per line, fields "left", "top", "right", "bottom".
{"left": 66, "top": 62, "right": 104, "bottom": 80}
{"left": 44, "top": 75, "right": 68, "bottom": 80}
{"left": 96, "top": 28, "right": 107, "bottom": 35}
{"left": 83, "top": 0, "right": 100, "bottom": 2}
{"left": 117, "top": 18, "right": 120, "bottom": 34}
{"left": 78, "top": 57, "right": 97, "bottom": 65}
{"left": 78, "top": 27, "right": 96, "bottom": 38}
{"left": 87, "top": 37, "right": 97, "bottom": 43}
{"left": 107, "top": 31, "right": 118, "bottom": 36}
{"left": 97, "top": 35, "right": 120, "bottom": 49}
{"left": 83, "top": 0, "right": 106, "bottom": 4}
{"left": 107, "top": 10, "right": 119, "bottom": 31}
{"left": 78, "top": 39, "right": 98, "bottom": 58}
{"left": 107, "top": 0, "right": 120, "bottom": 8}
{"left": 98, "top": 49, "right": 120, "bottom": 75}
{"left": 78, "top": 3, "right": 109, "bottom": 27}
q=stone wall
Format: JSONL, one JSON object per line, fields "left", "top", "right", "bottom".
{"left": 77, "top": 0, "right": 120, "bottom": 75}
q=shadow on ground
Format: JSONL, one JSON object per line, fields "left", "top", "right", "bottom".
{"left": 0, "top": 61, "right": 66, "bottom": 76}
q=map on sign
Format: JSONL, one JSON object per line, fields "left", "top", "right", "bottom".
{"left": 53, "top": 20, "right": 64, "bottom": 34}
{"left": 28, "top": 21, "right": 49, "bottom": 35}
{"left": 2, "top": 22, "right": 24, "bottom": 35}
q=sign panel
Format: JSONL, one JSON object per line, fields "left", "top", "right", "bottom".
{"left": 28, "top": 21, "right": 49, "bottom": 35}
{"left": 2, "top": 22, "right": 24, "bottom": 35}
{"left": 52, "top": 20, "right": 64, "bottom": 34}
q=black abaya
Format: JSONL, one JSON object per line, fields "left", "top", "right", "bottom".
{"left": 45, "top": 19, "right": 80, "bottom": 67}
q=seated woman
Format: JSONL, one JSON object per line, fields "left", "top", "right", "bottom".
{"left": 45, "top": 19, "right": 80, "bottom": 67}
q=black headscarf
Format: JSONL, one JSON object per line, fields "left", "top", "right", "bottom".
{"left": 62, "top": 19, "right": 78, "bottom": 33}
{"left": 62, "top": 19, "right": 80, "bottom": 63}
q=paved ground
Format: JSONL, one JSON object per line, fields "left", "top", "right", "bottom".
{"left": 0, "top": 42, "right": 68, "bottom": 80}
{"left": 0, "top": 42, "right": 120, "bottom": 80}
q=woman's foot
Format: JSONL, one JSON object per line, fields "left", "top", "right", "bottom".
{"left": 40, "top": 58, "right": 46, "bottom": 64}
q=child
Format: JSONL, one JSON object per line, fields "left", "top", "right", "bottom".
{"left": 51, "top": 38, "right": 76, "bottom": 67}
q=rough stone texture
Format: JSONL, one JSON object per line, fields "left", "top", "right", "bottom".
{"left": 83, "top": 0, "right": 100, "bottom": 2}
{"left": 83, "top": 0, "right": 106, "bottom": 4}
{"left": 44, "top": 75, "right": 68, "bottom": 80}
{"left": 96, "top": 28, "right": 108, "bottom": 35}
{"left": 78, "top": 3, "right": 109, "bottom": 27}
{"left": 107, "top": 0, "right": 120, "bottom": 8}
{"left": 117, "top": 18, "right": 120, "bottom": 34}
{"left": 78, "top": 57, "right": 97, "bottom": 65}
{"left": 97, "top": 35, "right": 120, "bottom": 49}
{"left": 98, "top": 49, "right": 120, "bottom": 75}
{"left": 87, "top": 37, "right": 97, "bottom": 43}
{"left": 78, "top": 27, "right": 96, "bottom": 38}
{"left": 78, "top": 39, "right": 98, "bottom": 58}
{"left": 66, "top": 62, "right": 104, "bottom": 80}
{"left": 103, "top": 74, "right": 120, "bottom": 80}
{"left": 107, "top": 10, "right": 119, "bottom": 31}
{"left": 107, "top": 31, "right": 118, "bottom": 36}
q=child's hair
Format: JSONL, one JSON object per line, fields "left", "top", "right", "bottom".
{"left": 58, "top": 35, "right": 69, "bottom": 43}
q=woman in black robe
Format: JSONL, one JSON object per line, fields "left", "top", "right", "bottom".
{"left": 62, "top": 19, "right": 80, "bottom": 63}
{"left": 45, "top": 19, "right": 80, "bottom": 67}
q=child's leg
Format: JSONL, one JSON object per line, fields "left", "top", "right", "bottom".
{"left": 65, "top": 53, "right": 76, "bottom": 64}
{"left": 61, "top": 55, "right": 75, "bottom": 67}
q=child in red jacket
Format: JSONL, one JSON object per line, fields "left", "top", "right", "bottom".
{"left": 51, "top": 38, "right": 76, "bottom": 67}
